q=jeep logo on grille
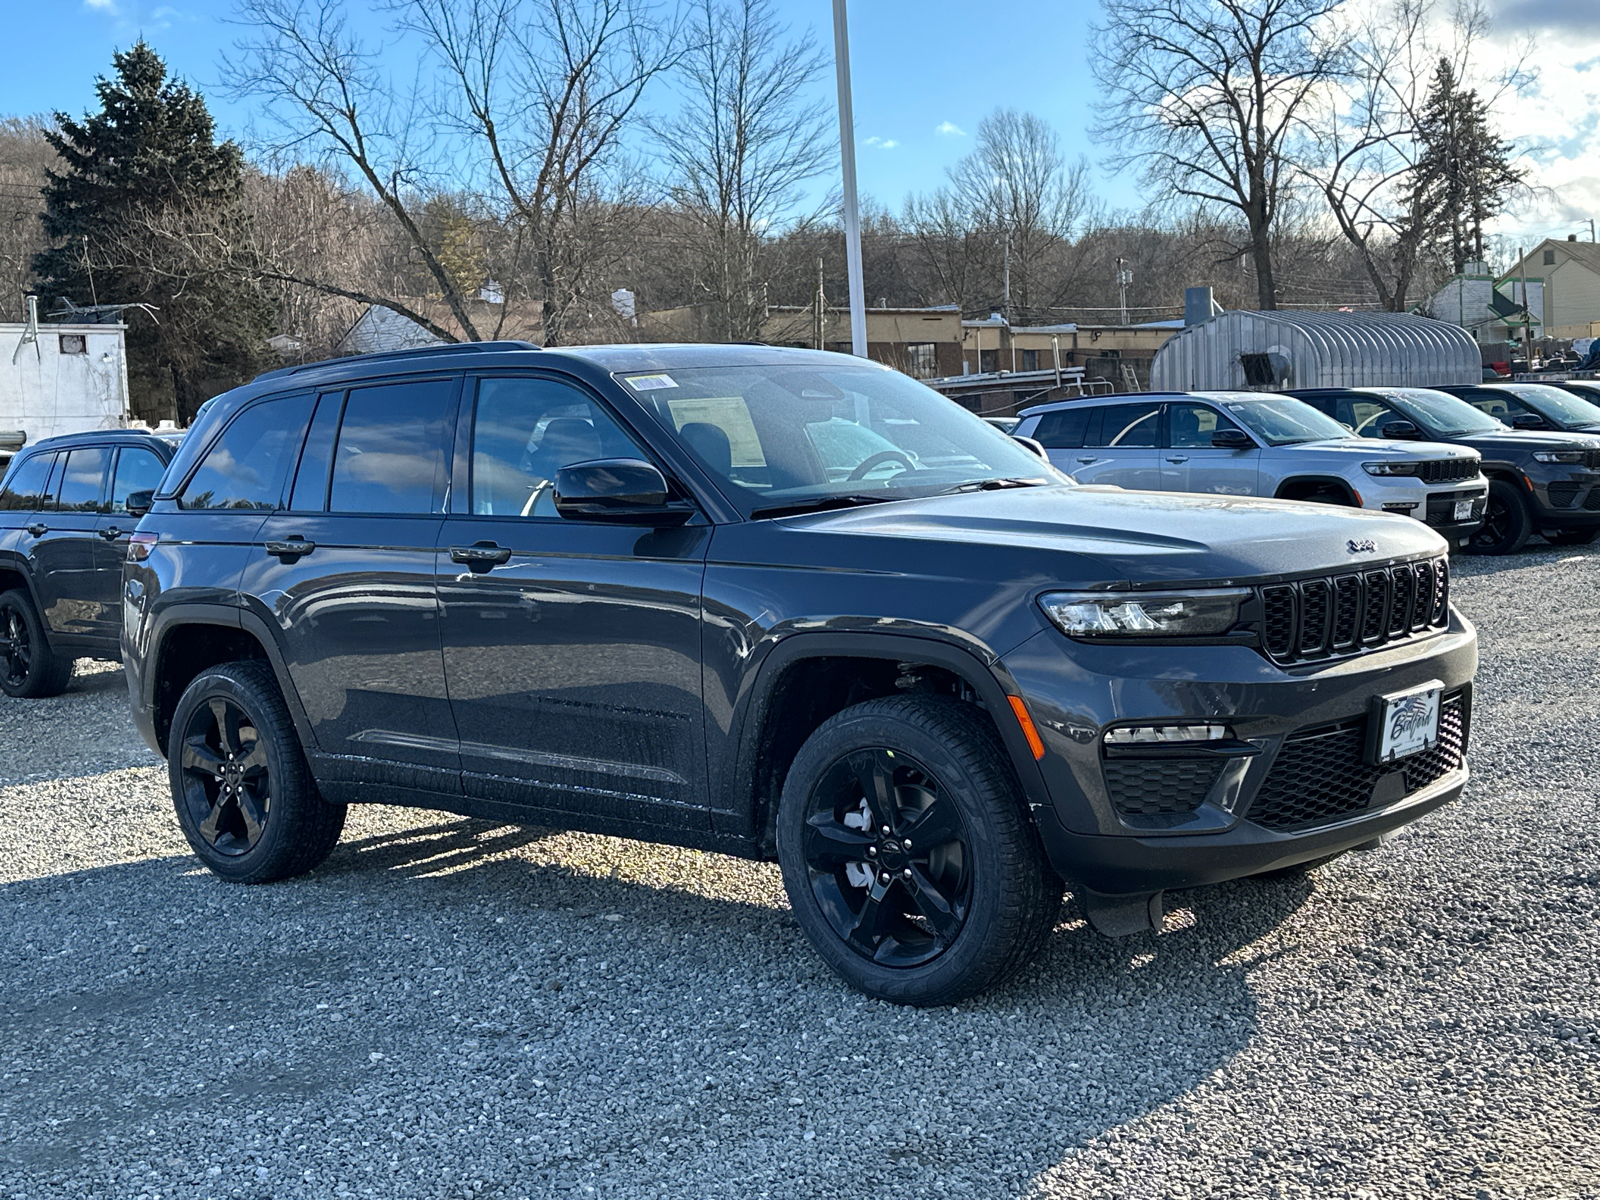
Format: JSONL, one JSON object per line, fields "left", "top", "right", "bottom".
{"left": 1347, "top": 538, "right": 1377, "bottom": 554}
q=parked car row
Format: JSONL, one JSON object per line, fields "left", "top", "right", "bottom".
{"left": 1015, "top": 382, "right": 1600, "bottom": 556}
{"left": 0, "top": 343, "right": 1481, "bottom": 1005}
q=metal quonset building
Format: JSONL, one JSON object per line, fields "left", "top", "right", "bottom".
{"left": 1150, "top": 310, "right": 1480, "bottom": 392}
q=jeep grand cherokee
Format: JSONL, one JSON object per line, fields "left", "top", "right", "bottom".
{"left": 122, "top": 343, "right": 1477, "bottom": 1005}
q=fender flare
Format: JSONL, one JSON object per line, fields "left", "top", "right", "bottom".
{"left": 1273, "top": 475, "right": 1360, "bottom": 506}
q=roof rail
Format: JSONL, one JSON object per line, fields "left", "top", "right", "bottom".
{"left": 254, "top": 339, "right": 542, "bottom": 382}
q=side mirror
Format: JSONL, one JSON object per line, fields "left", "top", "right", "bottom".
{"left": 554, "top": 458, "right": 691, "bottom": 526}
{"left": 1011, "top": 434, "right": 1049, "bottom": 460}
{"left": 1211, "top": 428, "right": 1255, "bottom": 450}
{"left": 1510, "top": 411, "right": 1544, "bottom": 430}
{"left": 126, "top": 489, "right": 154, "bottom": 519}
{"left": 1379, "top": 420, "right": 1422, "bottom": 440}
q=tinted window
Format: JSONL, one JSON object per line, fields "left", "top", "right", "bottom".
{"left": 1032, "top": 407, "right": 1092, "bottom": 449}
{"left": 179, "top": 394, "right": 315, "bottom": 510}
{"left": 1168, "top": 403, "right": 1244, "bottom": 449}
{"left": 1332, "top": 395, "right": 1398, "bottom": 438}
{"left": 56, "top": 446, "right": 110, "bottom": 512}
{"left": 470, "top": 376, "right": 647, "bottom": 517}
{"left": 0, "top": 454, "right": 55, "bottom": 512}
{"left": 289, "top": 391, "right": 344, "bottom": 512}
{"left": 1087, "top": 404, "right": 1160, "bottom": 448}
{"left": 1457, "top": 389, "right": 1521, "bottom": 420}
{"left": 329, "top": 379, "right": 455, "bottom": 514}
{"left": 110, "top": 446, "right": 167, "bottom": 514}
{"left": 1378, "top": 388, "right": 1507, "bottom": 437}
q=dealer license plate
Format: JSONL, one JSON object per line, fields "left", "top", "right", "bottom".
{"left": 1372, "top": 682, "right": 1442, "bottom": 764}
{"left": 1453, "top": 499, "right": 1474, "bottom": 521}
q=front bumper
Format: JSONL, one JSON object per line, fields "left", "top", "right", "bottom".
{"left": 1529, "top": 467, "right": 1600, "bottom": 526}
{"left": 1001, "top": 610, "right": 1477, "bottom": 895}
{"left": 1363, "top": 478, "right": 1488, "bottom": 537}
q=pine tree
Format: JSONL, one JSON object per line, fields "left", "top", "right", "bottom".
{"left": 33, "top": 42, "right": 273, "bottom": 423}
{"left": 1407, "top": 59, "right": 1523, "bottom": 274}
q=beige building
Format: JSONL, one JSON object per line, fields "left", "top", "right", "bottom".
{"left": 962, "top": 316, "right": 1182, "bottom": 386}
{"left": 1501, "top": 238, "right": 1600, "bottom": 340}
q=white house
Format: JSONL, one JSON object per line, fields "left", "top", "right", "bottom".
{"left": 2, "top": 317, "right": 130, "bottom": 451}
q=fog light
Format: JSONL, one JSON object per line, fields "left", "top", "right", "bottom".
{"left": 1103, "top": 723, "right": 1230, "bottom": 746}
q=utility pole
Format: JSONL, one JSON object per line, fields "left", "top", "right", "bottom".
{"left": 1115, "top": 257, "right": 1132, "bottom": 326}
{"left": 1518, "top": 245, "right": 1532, "bottom": 372}
{"left": 831, "top": 0, "right": 867, "bottom": 358}
{"left": 813, "top": 258, "right": 825, "bottom": 351}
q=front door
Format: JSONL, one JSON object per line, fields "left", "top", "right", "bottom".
{"left": 1161, "top": 402, "right": 1262, "bottom": 496}
{"left": 243, "top": 379, "right": 463, "bottom": 796}
{"left": 1071, "top": 402, "right": 1162, "bottom": 489}
{"left": 436, "top": 373, "right": 710, "bottom": 831}
{"left": 90, "top": 443, "right": 170, "bottom": 646}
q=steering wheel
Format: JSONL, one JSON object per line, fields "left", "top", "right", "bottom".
{"left": 846, "top": 450, "right": 916, "bottom": 481}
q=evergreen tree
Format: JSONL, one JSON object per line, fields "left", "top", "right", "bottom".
{"left": 1407, "top": 59, "right": 1524, "bottom": 274}
{"left": 34, "top": 42, "right": 273, "bottom": 423}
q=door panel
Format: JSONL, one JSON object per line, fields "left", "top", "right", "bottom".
{"left": 90, "top": 445, "right": 169, "bottom": 645}
{"left": 36, "top": 446, "right": 110, "bottom": 640}
{"left": 1073, "top": 403, "right": 1161, "bottom": 489}
{"left": 437, "top": 374, "right": 710, "bottom": 829}
{"left": 1161, "top": 402, "right": 1261, "bottom": 496}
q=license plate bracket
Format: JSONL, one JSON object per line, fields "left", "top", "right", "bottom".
{"left": 1453, "top": 499, "right": 1474, "bottom": 522}
{"left": 1367, "top": 681, "right": 1443, "bottom": 765}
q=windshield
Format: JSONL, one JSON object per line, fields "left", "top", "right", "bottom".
{"left": 620, "top": 362, "right": 1060, "bottom": 515}
{"left": 1501, "top": 384, "right": 1600, "bottom": 428}
{"left": 1220, "top": 397, "right": 1352, "bottom": 446}
{"left": 1378, "top": 389, "right": 1508, "bottom": 436}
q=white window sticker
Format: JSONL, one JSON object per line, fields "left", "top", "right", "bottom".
{"left": 625, "top": 373, "right": 678, "bottom": 391}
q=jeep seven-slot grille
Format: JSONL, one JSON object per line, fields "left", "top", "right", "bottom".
{"left": 1247, "top": 691, "right": 1468, "bottom": 831}
{"left": 1259, "top": 557, "right": 1449, "bottom": 665}
{"left": 1417, "top": 458, "right": 1479, "bottom": 484}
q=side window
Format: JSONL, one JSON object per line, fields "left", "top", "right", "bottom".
{"left": 1088, "top": 403, "right": 1160, "bottom": 449}
{"left": 179, "top": 394, "right": 315, "bottom": 511}
{"left": 1032, "top": 407, "right": 1091, "bottom": 449}
{"left": 110, "top": 446, "right": 167, "bottom": 514}
{"left": 1336, "top": 397, "right": 1397, "bottom": 439}
{"left": 330, "top": 379, "right": 456, "bottom": 514}
{"left": 1168, "top": 403, "right": 1243, "bottom": 449}
{"left": 1461, "top": 390, "right": 1515, "bottom": 419}
{"left": 470, "top": 376, "right": 646, "bottom": 517}
{"left": 56, "top": 446, "right": 111, "bottom": 513}
{"left": 0, "top": 454, "right": 56, "bottom": 512}
{"left": 288, "top": 391, "right": 344, "bottom": 512}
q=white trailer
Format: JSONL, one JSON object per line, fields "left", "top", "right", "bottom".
{"left": 2, "top": 317, "right": 131, "bottom": 461}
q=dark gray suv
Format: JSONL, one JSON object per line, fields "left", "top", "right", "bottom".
{"left": 122, "top": 343, "right": 1477, "bottom": 1004}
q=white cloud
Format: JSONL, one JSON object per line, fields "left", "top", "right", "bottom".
{"left": 935, "top": 121, "right": 966, "bottom": 137}
{"left": 84, "top": 0, "right": 117, "bottom": 9}
{"left": 865, "top": 136, "right": 898, "bottom": 149}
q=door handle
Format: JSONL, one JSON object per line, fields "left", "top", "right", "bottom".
{"left": 1165, "top": 455, "right": 1189, "bottom": 464}
{"left": 265, "top": 537, "right": 316, "bottom": 561}
{"left": 25, "top": 522, "right": 46, "bottom": 537}
{"left": 99, "top": 526, "right": 124, "bottom": 540}
{"left": 450, "top": 542, "right": 512, "bottom": 570}
{"left": 1076, "top": 456, "right": 1097, "bottom": 465}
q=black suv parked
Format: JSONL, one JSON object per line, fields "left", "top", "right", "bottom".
{"left": 124, "top": 344, "right": 1477, "bottom": 1004}
{"left": 1287, "top": 386, "right": 1600, "bottom": 554}
{"left": 0, "top": 430, "right": 174, "bottom": 696}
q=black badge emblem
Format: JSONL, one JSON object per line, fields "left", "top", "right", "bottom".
{"left": 1347, "top": 538, "right": 1376, "bottom": 553}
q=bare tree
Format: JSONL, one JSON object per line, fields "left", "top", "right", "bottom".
{"left": 1092, "top": 0, "right": 1348, "bottom": 310}
{"left": 225, "top": 0, "right": 679, "bottom": 345}
{"left": 0, "top": 117, "right": 57, "bottom": 322}
{"left": 649, "top": 0, "right": 831, "bottom": 341}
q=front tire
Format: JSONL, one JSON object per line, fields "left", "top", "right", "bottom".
{"left": 776, "top": 695, "right": 1060, "bottom": 1006}
{"left": 0, "top": 589, "right": 73, "bottom": 699}
{"left": 168, "top": 660, "right": 345, "bottom": 884}
{"left": 1463, "top": 479, "right": 1533, "bottom": 555}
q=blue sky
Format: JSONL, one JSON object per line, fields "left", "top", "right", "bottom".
{"left": 2, "top": 0, "right": 1137, "bottom": 215}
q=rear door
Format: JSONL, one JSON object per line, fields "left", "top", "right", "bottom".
{"left": 1161, "top": 401, "right": 1261, "bottom": 495}
{"left": 0, "top": 452, "right": 59, "bottom": 608}
{"left": 89, "top": 443, "right": 170, "bottom": 645}
{"left": 1030, "top": 406, "right": 1096, "bottom": 475}
{"left": 34, "top": 445, "right": 111, "bottom": 641}
{"left": 1073, "top": 402, "right": 1162, "bottom": 489}
{"left": 435, "top": 372, "right": 711, "bottom": 830}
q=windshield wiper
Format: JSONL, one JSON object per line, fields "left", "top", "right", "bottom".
{"left": 749, "top": 494, "right": 901, "bottom": 520}
{"left": 934, "top": 477, "right": 1048, "bottom": 495}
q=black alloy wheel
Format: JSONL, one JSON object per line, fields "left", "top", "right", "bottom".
{"left": 0, "top": 589, "right": 73, "bottom": 699}
{"left": 177, "top": 695, "right": 273, "bottom": 857}
{"left": 801, "top": 747, "right": 974, "bottom": 968}
{"left": 1464, "top": 479, "right": 1533, "bottom": 555}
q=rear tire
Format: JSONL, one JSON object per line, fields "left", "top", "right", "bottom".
{"left": 168, "top": 660, "right": 345, "bottom": 884}
{"left": 0, "top": 589, "right": 74, "bottom": 699}
{"left": 776, "top": 695, "right": 1061, "bottom": 1006}
{"left": 1463, "top": 479, "right": 1533, "bottom": 555}
{"left": 1544, "top": 528, "right": 1599, "bottom": 546}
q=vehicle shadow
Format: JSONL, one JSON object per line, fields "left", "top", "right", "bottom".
{"left": 0, "top": 816, "right": 1311, "bottom": 1199}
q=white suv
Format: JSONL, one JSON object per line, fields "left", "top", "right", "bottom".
{"left": 1014, "top": 391, "right": 1488, "bottom": 538}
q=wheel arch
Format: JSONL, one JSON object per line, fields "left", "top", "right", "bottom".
{"left": 0, "top": 556, "right": 43, "bottom": 613}
{"left": 1273, "top": 475, "right": 1360, "bottom": 505}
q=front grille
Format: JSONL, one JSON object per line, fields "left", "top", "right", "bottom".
{"left": 1587, "top": 450, "right": 1600, "bottom": 470}
{"left": 1417, "top": 458, "right": 1479, "bottom": 484}
{"left": 1103, "top": 758, "right": 1225, "bottom": 817}
{"left": 1259, "top": 557, "right": 1449, "bottom": 666}
{"left": 1549, "top": 481, "right": 1580, "bottom": 508}
{"left": 1585, "top": 488, "right": 1600, "bottom": 512}
{"left": 1248, "top": 691, "right": 1467, "bottom": 831}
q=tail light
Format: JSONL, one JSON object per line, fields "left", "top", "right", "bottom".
{"left": 128, "top": 532, "right": 158, "bottom": 562}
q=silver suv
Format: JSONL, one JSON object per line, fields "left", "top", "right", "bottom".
{"left": 1014, "top": 391, "right": 1487, "bottom": 539}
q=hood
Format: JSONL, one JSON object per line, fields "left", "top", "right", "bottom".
{"left": 779, "top": 485, "right": 1445, "bottom": 588}
{"left": 1279, "top": 438, "right": 1479, "bottom": 462}
{"left": 1452, "top": 429, "right": 1600, "bottom": 454}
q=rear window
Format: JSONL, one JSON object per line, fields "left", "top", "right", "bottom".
{"left": 0, "top": 454, "right": 56, "bottom": 512}
{"left": 328, "top": 379, "right": 455, "bottom": 514}
{"left": 179, "top": 394, "right": 314, "bottom": 511}
{"left": 1087, "top": 404, "right": 1160, "bottom": 449}
{"left": 1031, "top": 407, "right": 1094, "bottom": 449}
{"left": 56, "top": 446, "right": 111, "bottom": 513}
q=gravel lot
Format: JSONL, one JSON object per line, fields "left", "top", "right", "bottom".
{"left": 3, "top": 546, "right": 1599, "bottom": 1200}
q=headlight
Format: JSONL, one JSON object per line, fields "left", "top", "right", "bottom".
{"left": 1362, "top": 461, "right": 1418, "bottom": 476}
{"left": 1532, "top": 450, "right": 1587, "bottom": 464}
{"left": 1039, "top": 589, "right": 1249, "bottom": 638}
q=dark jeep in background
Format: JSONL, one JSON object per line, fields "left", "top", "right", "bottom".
{"left": 122, "top": 343, "right": 1476, "bottom": 1004}
{"left": 0, "top": 429, "right": 175, "bottom": 696}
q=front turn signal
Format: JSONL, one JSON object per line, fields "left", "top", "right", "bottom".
{"left": 1007, "top": 695, "right": 1046, "bottom": 760}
